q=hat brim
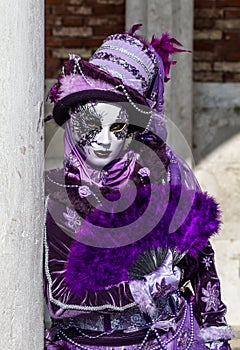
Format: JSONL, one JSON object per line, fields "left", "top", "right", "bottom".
{"left": 53, "top": 89, "right": 151, "bottom": 129}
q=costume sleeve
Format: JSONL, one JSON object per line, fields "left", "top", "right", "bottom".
{"left": 185, "top": 241, "right": 233, "bottom": 346}
{"left": 44, "top": 201, "right": 135, "bottom": 320}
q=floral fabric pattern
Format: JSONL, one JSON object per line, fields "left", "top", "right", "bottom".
{"left": 63, "top": 207, "right": 81, "bottom": 232}
{"left": 202, "top": 256, "right": 212, "bottom": 270}
{"left": 201, "top": 282, "right": 220, "bottom": 312}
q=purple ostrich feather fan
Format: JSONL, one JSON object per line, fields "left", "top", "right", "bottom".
{"left": 65, "top": 184, "right": 221, "bottom": 296}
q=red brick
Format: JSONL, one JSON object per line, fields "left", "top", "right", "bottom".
{"left": 45, "top": 57, "right": 61, "bottom": 71}
{"left": 194, "top": 30, "right": 222, "bottom": 40}
{"left": 193, "top": 71, "right": 223, "bottom": 82}
{"left": 214, "top": 61, "right": 240, "bottom": 72}
{"left": 215, "top": 19, "right": 240, "bottom": 30}
{"left": 215, "top": 40, "right": 239, "bottom": 52}
{"left": 224, "top": 32, "right": 240, "bottom": 41}
{"left": 225, "top": 9, "right": 240, "bottom": 19}
{"left": 53, "top": 27, "right": 92, "bottom": 37}
{"left": 225, "top": 51, "right": 240, "bottom": 61}
{"left": 53, "top": 5, "right": 92, "bottom": 15}
{"left": 63, "top": 17, "right": 84, "bottom": 26}
{"left": 195, "top": 19, "right": 215, "bottom": 29}
{"left": 45, "top": 6, "right": 52, "bottom": 15}
{"left": 45, "top": 28, "right": 52, "bottom": 37}
{"left": 194, "top": 51, "right": 215, "bottom": 61}
{"left": 86, "top": 16, "right": 123, "bottom": 26}
{"left": 93, "top": 26, "right": 123, "bottom": 36}
{"left": 85, "top": 0, "right": 98, "bottom": 3}
{"left": 62, "top": 38, "right": 84, "bottom": 48}
{"left": 45, "top": 15, "right": 62, "bottom": 26}
{"left": 45, "top": 58, "right": 63, "bottom": 79}
{"left": 216, "top": 0, "right": 240, "bottom": 7}
{"left": 46, "top": 37, "right": 62, "bottom": 48}
{"left": 62, "top": 37, "right": 102, "bottom": 48}
{"left": 223, "top": 72, "right": 240, "bottom": 82}
{"left": 97, "top": 0, "right": 124, "bottom": 4}
{"left": 66, "top": 5, "right": 92, "bottom": 15}
{"left": 45, "top": 48, "right": 52, "bottom": 59}
{"left": 52, "top": 5, "right": 66, "bottom": 15}
{"left": 86, "top": 0, "right": 124, "bottom": 3}
{"left": 65, "top": 0, "right": 84, "bottom": 4}
{"left": 194, "top": 40, "right": 214, "bottom": 51}
{"left": 194, "top": 0, "right": 216, "bottom": 8}
{"left": 194, "top": 8, "right": 223, "bottom": 19}
{"left": 53, "top": 47, "right": 92, "bottom": 59}
{"left": 93, "top": 4, "right": 124, "bottom": 15}
{"left": 46, "top": 0, "right": 63, "bottom": 4}
{"left": 213, "top": 44, "right": 229, "bottom": 61}
{"left": 194, "top": 62, "right": 212, "bottom": 71}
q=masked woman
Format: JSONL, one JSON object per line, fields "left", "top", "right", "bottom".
{"left": 44, "top": 25, "right": 232, "bottom": 349}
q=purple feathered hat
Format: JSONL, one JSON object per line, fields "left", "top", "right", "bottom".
{"left": 49, "top": 24, "right": 188, "bottom": 126}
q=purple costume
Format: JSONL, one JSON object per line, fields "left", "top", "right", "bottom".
{"left": 44, "top": 26, "right": 232, "bottom": 349}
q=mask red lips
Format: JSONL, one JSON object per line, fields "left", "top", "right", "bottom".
{"left": 93, "top": 150, "right": 112, "bottom": 158}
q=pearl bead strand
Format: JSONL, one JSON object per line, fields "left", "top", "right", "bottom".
{"left": 72, "top": 57, "right": 152, "bottom": 117}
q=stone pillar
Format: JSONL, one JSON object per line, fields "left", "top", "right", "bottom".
{"left": 126, "top": 0, "right": 193, "bottom": 159}
{"left": 0, "top": 1, "right": 44, "bottom": 349}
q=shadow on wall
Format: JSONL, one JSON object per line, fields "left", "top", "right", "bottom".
{"left": 193, "top": 83, "right": 240, "bottom": 165}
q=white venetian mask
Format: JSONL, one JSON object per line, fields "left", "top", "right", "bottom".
{"left": 70, "top": 102, "right": 129, "bottom": 168}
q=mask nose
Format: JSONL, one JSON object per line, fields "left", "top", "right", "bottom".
{"left": 95, "top": 126, "right": 111, "bottom": 147}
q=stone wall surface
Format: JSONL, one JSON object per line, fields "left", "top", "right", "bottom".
{"left": 193, "top": 82, "right": 240, "bottom": 331}
{"left": 126, "top": 0, "right": 193, "bottom": 148}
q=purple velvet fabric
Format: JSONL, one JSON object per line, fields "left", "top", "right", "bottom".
{"left": 45, "top": 206, "right": 135, "bottom": 319}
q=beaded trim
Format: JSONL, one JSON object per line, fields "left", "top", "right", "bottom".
{"left": 90, "top": 51, "right": 148, "bottom": 89}
{"left": 96, "top": 64, "right": 125, "bottom": 80}
{"left": 96, "top": 45, "right": 154, "bottom": 81}
{"left": 59, "top": 291, "right": 181, "bottom": 333}
{"left": 44, "top": 195, "right": 136, "bottom": 312}
{"left": 55, "top": 302, "right": 195, "bottom": 350}
{"left": 103, "top": 33, "right": 157, "bottom": 64}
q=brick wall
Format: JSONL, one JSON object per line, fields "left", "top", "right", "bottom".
{"left": 45, "top": 0, "right": 125, "bottom": 78}
{"left": 194, "top": 0, "right": 240, "bottom": 82}
{"left": 45, "top": 0, "right": 240, "bottom": 82}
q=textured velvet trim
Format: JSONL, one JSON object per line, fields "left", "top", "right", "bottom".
{"left": 65, "top": 185, "right": 221, "bottom": 296}
{"left": 199, "top": 326, "right": 234, "bottom": 342}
